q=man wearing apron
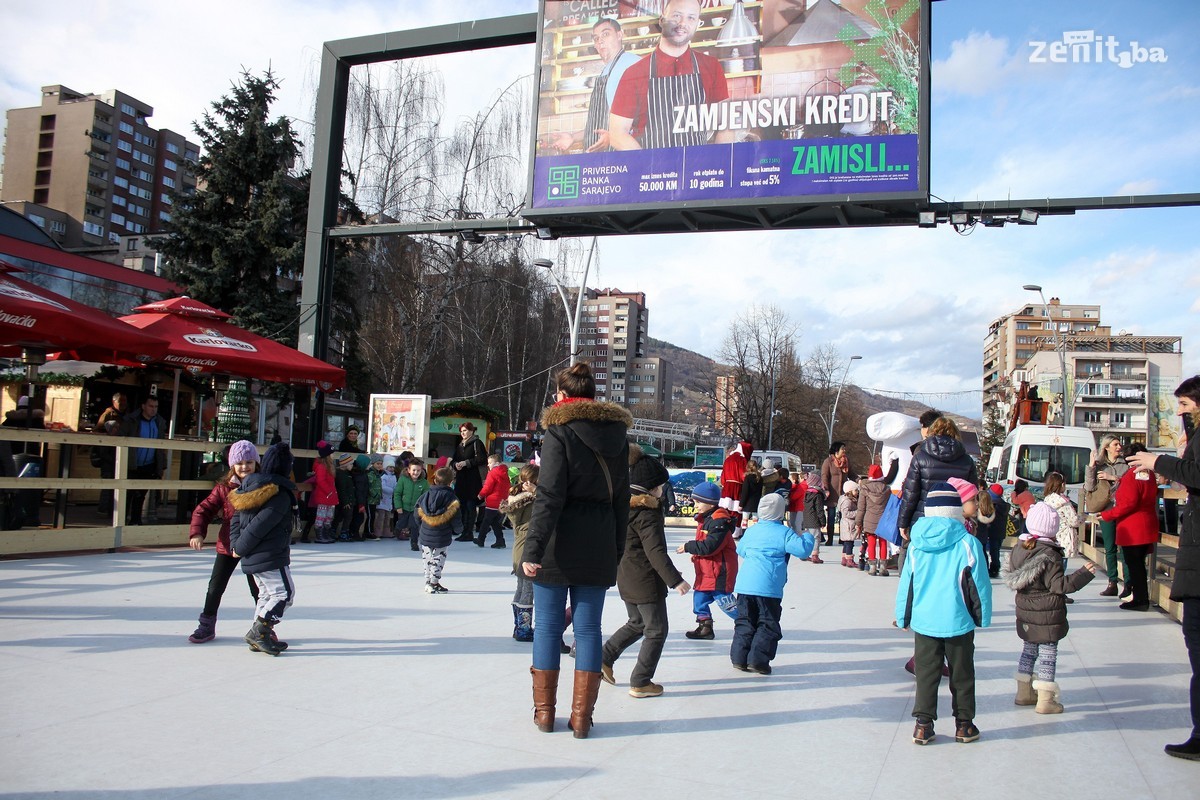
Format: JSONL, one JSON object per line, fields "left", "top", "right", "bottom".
{"left": 555, "top": 18, "right": 640, "bottom": 154}
{"left": 608, "top": 0, "right": 730, "bottom": 151}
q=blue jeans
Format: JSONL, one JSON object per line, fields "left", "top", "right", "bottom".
{"left": 533, "top": 583, "right": 606, "bottom": 672}
{"left": 692, "top": 589, "right": 737, "bottom": 621}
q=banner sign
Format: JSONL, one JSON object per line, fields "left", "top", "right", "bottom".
{"left": 529, "top": 0, "right": 928, "bottom": 212}
{"left": 367, "top": 394, "right": 431, "bottom": 458}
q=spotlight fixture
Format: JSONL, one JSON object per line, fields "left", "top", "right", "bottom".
{"left": 917, "top": 211, "right": 937, "bottom": 228}
{"left": 950, "top": 211, "right": 970, "bottom": 226}
{"left": 535, "top": 227, "right": 555, "bottom": 240}
{"left": 981, "top": 215, "right": 1006, "bottom": 228}
{"left": 459, "top": 229, "right": 482, "bottom": 244}
{"left": 1017, "top": 208, "right": 1039, "bottom": 225}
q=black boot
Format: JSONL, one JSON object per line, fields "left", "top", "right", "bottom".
{"left": 685, "top": 619, "right": 715, "bottom": 640}
{"left": 491, "top": 538, "right": 506, "bottom": 549}
{"left": 1165, "top": 737, "right": 1200, "bottom": 761}
{"left": 244, "top": 618, "right": 283, "bottom": 656}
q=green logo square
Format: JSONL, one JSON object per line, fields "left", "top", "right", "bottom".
{"left": 547, "top": 165, "right": 580, "bottom": 200}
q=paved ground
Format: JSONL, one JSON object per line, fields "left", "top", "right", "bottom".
{"left": 0, "top": 527, "right": 1196, "bottom": 799}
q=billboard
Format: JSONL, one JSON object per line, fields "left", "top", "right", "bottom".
{"left": 527, "top": 0, "right": 929, "bottom": 216}
{"left": 367, "top": 394, "right": 431, "bottom": 458}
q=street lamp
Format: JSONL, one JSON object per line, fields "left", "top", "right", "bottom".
{"left": 826, "top": 355, "right": 862, "bottom": 448}
{"left": 1023, "top": 284, "right": 1071, "bottom": 425}
{"left": 536, "top": 238, "right": 596, "bottom": 366}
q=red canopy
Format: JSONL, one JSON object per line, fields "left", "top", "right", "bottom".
{"left": 118, "top": 297, "right": 345, "bottom": 390}
{"left": 0, "top": 261, "right": 169, "bottom": 363}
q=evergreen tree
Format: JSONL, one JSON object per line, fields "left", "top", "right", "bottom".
{"left": 152, "top": 70, "right": 305, "bottom": 343}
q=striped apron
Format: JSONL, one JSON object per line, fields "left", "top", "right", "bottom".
{"left": 584, "top": 58, "right": 617, "bottom": 151}
{"left": 641, "top": 49, "right": 709, "bottom": 149}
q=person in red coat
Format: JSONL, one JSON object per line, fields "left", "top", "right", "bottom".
{"left": 676, "top": 480, "right": 739, "bottom": 640}
{"left": 476, "top": 453, "right": 513, "bottom": 548}
{"left": 186, "top": 440, "right": 262, "bottom": 643}
{"left": 719, "top": 441, "right": 753, "bottom": 513}
{"left": 1101, "top": 442, "right": 1160, "bottom": 611}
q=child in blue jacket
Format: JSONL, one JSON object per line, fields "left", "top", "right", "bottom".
{"left": 730, "top": 494, "right": 815, "bottom": 675}
{"left": 895, "top": 481, "right": 992, "bottom": 746}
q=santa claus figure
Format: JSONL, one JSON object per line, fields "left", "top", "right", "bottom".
{"left": 719, "top": 440, "right": 753, "bottom": 511}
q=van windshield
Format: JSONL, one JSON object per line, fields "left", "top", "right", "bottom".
{"left": 1015, "top": 445, "right": 1091, "bottom": 484}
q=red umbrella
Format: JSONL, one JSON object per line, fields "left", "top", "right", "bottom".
{"left": 118, "top": 297, "right": 345, "bottom": 390}
{"left": 0, "top": 261, "right": 169, "bottom": 363}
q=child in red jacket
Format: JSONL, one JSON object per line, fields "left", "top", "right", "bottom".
{"left": 475, "top": 454, "right": 512, "bottom": 548}
{"left": 310, "top": 441, "right": 340, "bottom": 544}
{"left": 1100, "top": 442, "right": 1160, "bottom": 611}
{"left": 676, "top": 480, "right": 739, "bottom": 640}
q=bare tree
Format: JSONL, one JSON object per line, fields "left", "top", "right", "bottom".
{"left": 716, "top": 305, "right": 802, "bottom": 449}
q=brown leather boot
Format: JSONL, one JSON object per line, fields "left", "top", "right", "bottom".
{"left": 568, "top": 670, "right": 602, "bottom": 739}
{"left": 531, "top": 667, "right": 559, "bottom": 732}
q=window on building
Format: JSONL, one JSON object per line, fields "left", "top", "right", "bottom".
{"left": 163, "top": 159, "right": 177, "bottom": 172}
{"left": 1083, "top": 411, "right": 1100, "bottom": 424}
{"left": 116, "top": 157, "right": 131, "bottom": 171}
{"left": 119, "top": 121, "right": 134, "bottom": 134}
{"left": 120, "top": 102, "right": 136, "bottom": 116}
{"left": 49, "top": 220, "right": 66, "bottom": 234}
{"left": 117, "top": 140, "right": 132, "bottom": 152}
{"left": 158, "top": 211, "right": 171, "bottom": 223}
{"left": 113, "top": 176, "right": 129, "bottom": 189}
{"left": 166, "top": 142, "right": 180, "bottom": 154}
{"left": 27, "top": 214, "right": 46, "bottom": 229}
{"left": 129, "top": 222, "right": 145, "bottom": 234}
{"left": 112, "top": 196, "right": 126, "bottom": 207}
{"left": 1113, "top": 412, "right": 1129, "bottom": 427}
{"left": 162, "top": 176, "right": 176, "bottom": 189}
{"left": 110, "top": 212, "right": 126, "bottom": 226}
{"left": 160, "top": 193, "right": 172, "bottom": 205}
{"left": 83, "top": 221, "right": 104, "bottom": 237}
{"left": 185, "top": 149, "right": 200, "bottom": 162}
{"left": 127, "top": 238, "right": 139, "bottom": 251}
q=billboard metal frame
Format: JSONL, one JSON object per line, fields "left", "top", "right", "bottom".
{"left": 300, "top": 11, "right": 1200, "bottom": 356}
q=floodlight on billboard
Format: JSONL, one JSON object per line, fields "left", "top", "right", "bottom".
{"left": 525, "top": 0, "right": 930, "bottom": 227}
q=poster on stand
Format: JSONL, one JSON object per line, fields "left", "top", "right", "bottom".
{"left": 367, "top": 394, "right": 431, "bottom": 458}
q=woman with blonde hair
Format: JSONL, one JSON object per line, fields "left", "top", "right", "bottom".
{"left": 1085, "top": 433, "right": 1128, "bottom": 596}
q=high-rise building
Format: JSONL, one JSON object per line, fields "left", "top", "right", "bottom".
{"left": 571, "top": 288, "right": 671, "bottom": 416}
{"left": 1, "top": 85, "right": 199, "bottom": 251}
{"left": 714, "top": 374, "right": 738, "bottom": 436}
{"left": 982, "top": 298, "right": 1184, "bottom": 448}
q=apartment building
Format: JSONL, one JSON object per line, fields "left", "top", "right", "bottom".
{"left": 572, "top": 288, "right": 672, "bottom": 415}
{"left": 715, "top": 374, "right": 738, "bottom": 436}
{"left": 1, "top": 85, "right": 198, "bottom": 251}
{"left": 983, "top": 298, "right": 1184, "bottom": 449}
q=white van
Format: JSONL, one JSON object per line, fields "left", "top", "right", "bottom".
{"left": 994, "top": 425, "right": 1096, "bottom": 502}
{"left": 753, "top": 450, "right": 805, "bottom": 478}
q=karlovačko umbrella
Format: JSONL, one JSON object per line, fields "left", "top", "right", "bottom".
{"left": 0, "top": 261, "right": 169, "bottom": 364}
{"left": 118, "top": 297, "right": 345, "bottom": 390}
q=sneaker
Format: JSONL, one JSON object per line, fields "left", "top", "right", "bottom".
{"left": 424, "top": 583, "right": 436, "bottom": 594}
{"left": 732, "top": 663, "right": 750, "bottom": 672}
{"left": 431, "top": 583, "right": 448, "bottom": 594}
{"left": 490, "top": 542, "right": 506, "bottom": 549}
{"left": 629, "top": 682, "right": 663, "bottom": 698}
{"left": 601, "top": 663, "right": 616, "bottom": 685}
{"left": 747, "top": 664, "right": 772, "bottom": 675}
{"left": 954, "top": 719, "right": 980, "bottom": 743}
{"left": 913, "top": 718, "right": 934, "bottom": 745}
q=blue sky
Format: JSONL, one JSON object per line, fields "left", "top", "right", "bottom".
{"left": 2, "top": 0, "right": 1197, "bottom": 417}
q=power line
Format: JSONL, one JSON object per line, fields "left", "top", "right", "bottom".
{"left": 437, "top": 355, "right": 571, "bottom": 403}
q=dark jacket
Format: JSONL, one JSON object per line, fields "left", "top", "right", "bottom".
{"left": 1155, "top": 429, "right": 1200, "bottom": 600}
{"left": 453, "top": 435, "right": 489, "bottom": 501}
{"left": 117, "top": 410, "right": 168, "bottom": 473}
{"left": 685, "top": 506, "right": 739, "bottom": 592}
{"left": 334, "top": 468, "right": 354, "bottom": 507}
{"left": 416, "top": 484, "right": 462, "bottom": 549}
{"left": 229, "top": 473, "right": 296, "bottom": 574}
{"left": 978, "top": 494, "right": 1010, "bottom": 542}
{"left": 618, "top": 493, "right": 685, "bottom": 604}
{"left": 524, "top": 399, "right": 632, "bottom": 587}
{"left": 1003, "top": 538, "right": 1095, "bottom": 643}
{"left": 801, "top": 490, "right": 826, "bottom": 529}
{"left": 336, "top": 436, "right": 363, "bottom": 453}
{"left": 898, "top": 435, "right": 979, "bottom": 530}
{"left": 350, "top": 465, "right": 369, "bottom": 506}
{"left": 739, "top": 473, "right": 763, "bottom": 515}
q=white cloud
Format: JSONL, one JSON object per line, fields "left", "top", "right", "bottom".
{"left": 932, "top": 32, "right": 1025, "bottom": 97}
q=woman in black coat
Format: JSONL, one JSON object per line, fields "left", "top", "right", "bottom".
{"left": 898, "top": 416, "right": 979, "bottom": 538}
{"left": 522, "top": 362, "right": 631, "bottom": 739}
{"left": 451, "top": 422, "right": 489, "bottom": 542}
{"left": 1127, "top": 375, "right": 1200, "bottom": 759}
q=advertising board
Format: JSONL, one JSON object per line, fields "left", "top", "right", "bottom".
{"left": 367, "top": 394, "right": 431, "bottom": 458}
{"left": 528, "top": 0, "right": 929, "bottom": 216}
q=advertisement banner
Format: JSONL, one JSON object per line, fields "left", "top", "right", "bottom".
{"left": 530, "top": 0, "right": 927, "bottom": 212}
{"left": 367, "top": 394, "right": 431, "bottom": 458}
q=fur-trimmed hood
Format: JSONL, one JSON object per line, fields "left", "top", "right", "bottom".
{"left": 499, "top": 491, "right": 535, "bottom": 514}
{"left": 1003, "top": 541, "right": 1063, "bottom": 591}
{"left": 229, "top": 474, "right": 294, "bottom": 512}
{"left": 631, "top": 493, "right": 661, "bottom": 510}
{"left": 541, "top": 399, "right": 633, "bottom": 429}
{"left": 540, "top": 399, "right": 632, "bottom": 459}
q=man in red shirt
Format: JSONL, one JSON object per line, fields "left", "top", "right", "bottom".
{"left": 608, "top": 0, "right": 731, "bottom": 150}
